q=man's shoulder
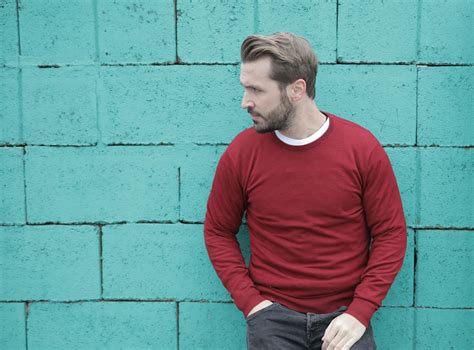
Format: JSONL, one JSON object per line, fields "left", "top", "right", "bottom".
{"left": 328, "top": 112, "right": 381, "bottom": 149}
{"left": 231, "top": 127, "right": 260, "bottom": 143}
{"left": 220, "top": 127, "right": 268, "bottom": 165}
{"left": 227, "top": 127, "right": 263, "bottom": 151}
{"left": 329, "top": 112, "right": 374, "bottom": 137}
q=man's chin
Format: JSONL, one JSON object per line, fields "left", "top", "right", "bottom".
{"left": 253, "top": 124, "right": 273, "bottom": 134}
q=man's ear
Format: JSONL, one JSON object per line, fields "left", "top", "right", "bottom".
{"left": 289, "top": 79, "right": 307, "bottom": 102}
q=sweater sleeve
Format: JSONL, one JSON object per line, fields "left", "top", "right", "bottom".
{"left": 204, "top": 150, "right": 266, "bottom": 317}
{"left": 345, "top": 142, "right": 407, "bottom": 327}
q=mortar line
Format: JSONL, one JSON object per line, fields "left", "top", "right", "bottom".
{"left": 176, "top": 302, "right": 180, "bottom": 350}
{"left": 99, "top": 224, "right": 104, "bottom": 298}
{"left": 8, "top": 61, "right": 473, "bottom": 68}
{"left": 414, "top": 146, "right": 422, "bottom": 230}
{"left": 94, "top": 65, "right": 103, "bottom": 147}
{"left": 18, "top": 41, "right": 27, "bottom": 220}
{"left": 15, "top": 0, "right": 21, "bottom": 57}
{"left": 335, "top": 0, "right": 339, "bottom": 62}
{"left": 24, "top": 302, "right": 29, "bottom": 350}
{"left": 9, "top": 143, "right": 471, "bottom": 149}
{"left": 2, "top": 222, "right": 469, "bottom": 230}
{"left": 174, "top": 0, "right": 179, "bottom": 63}
{"left": 415, "top": 66, "right": 419, "bottom": 146}
{"left": 22, "top": 146, "right": 28, "bottom": 223}
{"left": 178, "top": 167, "right": 181, "bottom": 221}
{"left": 5, "top": 143, "right": 472, "bottom": 149}
{"left": 93, "top": 0, "right": 103, "bottom": 148}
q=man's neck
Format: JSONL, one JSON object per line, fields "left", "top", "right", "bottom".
{"left": 278, "top": 103, "right": 327, "bottom": 140}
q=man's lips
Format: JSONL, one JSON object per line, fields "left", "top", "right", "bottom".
{"left": 250, "top": 113, "right": 263, "bottom": 120}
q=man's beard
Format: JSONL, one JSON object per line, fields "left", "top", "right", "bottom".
{"left": 249, "top": 91, "right": 296, "bottom": 134}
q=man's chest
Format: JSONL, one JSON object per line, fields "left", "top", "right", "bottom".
{"left": 244, "top": 156, "right": 364, "bottom": 218}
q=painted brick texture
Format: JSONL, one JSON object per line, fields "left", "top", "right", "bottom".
{"left": 0, "top": 68, "right": 21, "bottom": 144}
{"left": 1, "top": 1, "right": 472, "bottom": 349}
{"left": 0, "top": 303, "right": 25, "bottom": 349}
{"left": 28, "top": 302, "right": 177, "bottom": 349}
{"left": 0, "top": 225, "right": 100, "bottom": 300}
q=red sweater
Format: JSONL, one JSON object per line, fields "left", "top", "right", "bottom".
{"left": 204, "top": 112, "right": 407, "bottom": 327}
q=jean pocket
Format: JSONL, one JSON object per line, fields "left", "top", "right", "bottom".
{"left": 245, "top": 302, "right": 279, "bottom": 322}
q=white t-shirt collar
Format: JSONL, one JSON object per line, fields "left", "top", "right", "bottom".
{"left": 274, "top": 117, "right": 330, "bottom": 146}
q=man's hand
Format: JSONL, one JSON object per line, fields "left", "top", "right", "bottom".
{"left": 321, "top": 313, "right": 366, "bottom": 350}
{"left": 246, "top": 300, "right": 273, "bottom": 318}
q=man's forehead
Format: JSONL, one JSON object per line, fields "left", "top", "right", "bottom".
{"left": 239, "top": 58, "right": 273, "bottom": 85}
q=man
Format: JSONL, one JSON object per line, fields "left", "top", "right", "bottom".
{"left": 204, "top": 32, "right": 407, "bottom": 350}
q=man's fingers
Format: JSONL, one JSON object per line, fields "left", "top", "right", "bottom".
{"left": 322, "top": 320, "right": 335, "bottom": 341}
{"left": 339, "top": 334, "right": 359, "bottom": 350}
{"left": 321, "top": 321, "right": 336, "bottom": 349}
{"left": 334, "top": 334, "right": 352, "bottom": 350}
{"left": 325, "top": 329, "right": 346, "bottom": 350}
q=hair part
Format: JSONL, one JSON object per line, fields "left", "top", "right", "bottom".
{"left": 240, "top": 32, "right": 318, "bottom": 99}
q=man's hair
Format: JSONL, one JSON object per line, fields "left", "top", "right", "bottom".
{"left": 240, "top": 32, "right": 318, "bottom": 99}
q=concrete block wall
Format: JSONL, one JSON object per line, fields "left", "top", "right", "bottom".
{"left": 1, "top": 0, "right": 472, "bottom": 349}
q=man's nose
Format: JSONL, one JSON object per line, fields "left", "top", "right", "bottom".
{"left": 241, "top": 92, "right": 253, "bottom": 110}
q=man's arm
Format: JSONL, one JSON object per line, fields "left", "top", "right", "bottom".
{"left": 323, "top": 141, "right": 407, "bottom": 349}
{"left": 204, "top": 150, "right": 266, "bottom": 317}
{"left": 346, "top": 142, "right": 407, "bottom": 325}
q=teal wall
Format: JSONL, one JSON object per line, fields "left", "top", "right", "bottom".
{"left": 1, "top": 0, "right": 472, "bottom": 349}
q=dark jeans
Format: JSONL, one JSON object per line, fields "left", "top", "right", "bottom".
{"left": 246, "top": 302, "right": 376, "bottom": 350}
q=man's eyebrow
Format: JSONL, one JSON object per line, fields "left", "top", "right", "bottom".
{"left": 240, "top": 81, "right": 263, "bottom": 89}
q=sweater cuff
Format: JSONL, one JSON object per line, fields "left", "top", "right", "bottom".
{"left": 238, "top": 292, "right": 267, "bottom": 318}
{"left": 345, "top": 297, "right": 379, "bottom": 327}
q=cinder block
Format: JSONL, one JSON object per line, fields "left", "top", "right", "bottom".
{"left": 22, "top": 67, "right": 98, "bottom": 145}
{"left": 418, "top": 66, "right": 473, "bottom": 146}
{"left": 28, "top": 302, "right": 177, "bottom": 349}
{"left": 0, "top": 147, "right": 25, "bottom": 224}
{"left": 0, "top": 68, "right": 21, "bottom": 145}
{"left": 25, "top": 146, "right": 179, "bottom": 223}
{"left": 0, "top": 225, "right": 100, "bottom": 300}
{"left": 415, "top": 308, "right": 473, "bottom": 349}
{"left": 416, "top": 230, "right": 473, "bottom": 307}
{"left": 257, "top": 0, "right": 337, "bottom": 63}
{"left": 178, "top": 1, "right": 254, "bottom": 63}
{"left": 102, "top": 223, "right": 230, "bottom": 300}
{"left": 385, "top": 148, "right": 417, "bottom": 227}
{"left": 419, "top": 0, "right": 474, "bottom": 64}
{"left": 180, "top": 145, "right": 219, "bottom": 222}
{"left": 19, "top": 0, "right": 96, "bottom": 65}
{"left": 338, "top": 0, "right": 417, "bottom": 63}
{"left": 0, "top": 303, "right": 26, "bottom": 349}
{"left": 98, "top": 0, "right": 175, "bottom": 64}
{"left": 99, "top": 65, "right": 249, "bottom": 145}
{"left": 419, "top": 149, "right": 472, "bottom": 228}
{"left": 179, "top": 302, "right": 246, "bottom": 349}
{"left": 0, "top": 0, "right": 19, "bottom": 66}
{"left": 371, "top": 307, "right": 414, "bottom": 350}
{"left": 317, "top": 64, "right": 416, "bottom": 145}
{"left": 383, "top": 229, "right": 414, "bottom": 306}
